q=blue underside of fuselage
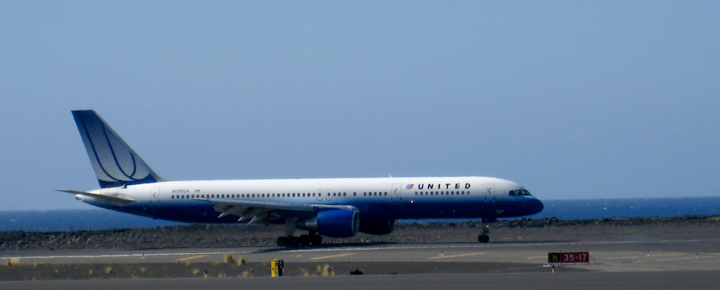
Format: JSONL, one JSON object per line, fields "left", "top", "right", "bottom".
{"left": 91, "top": 199, "right": 543, "bottom": 224}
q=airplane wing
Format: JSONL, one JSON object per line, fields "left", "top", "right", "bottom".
{"left": 57, "top": 189, "right": 136, "bottom": 207}
{"left": 198, "top": 198, "right": 358, "bottom": 224}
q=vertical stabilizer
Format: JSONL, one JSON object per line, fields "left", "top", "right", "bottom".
{"left": 72, "top": 110, "right": 166, "bottom": 188}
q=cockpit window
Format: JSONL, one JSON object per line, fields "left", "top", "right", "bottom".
{"left": 509, "top": 190, "right": 532, "bottom": 197}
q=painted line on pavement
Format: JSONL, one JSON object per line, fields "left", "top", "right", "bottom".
{"left": 310, "top": 253, "right": 354, "bottom": 260}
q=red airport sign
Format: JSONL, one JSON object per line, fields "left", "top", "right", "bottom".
{"left": 548, "top": 252, "right": 589, "bottom": 263}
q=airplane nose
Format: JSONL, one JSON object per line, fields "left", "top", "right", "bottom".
{"left": 530, "top": 199, "right": 544, "bottom": 214}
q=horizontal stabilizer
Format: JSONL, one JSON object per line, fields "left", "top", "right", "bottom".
{"left": 57, "top": 189, "right": 136, "bottom": 206}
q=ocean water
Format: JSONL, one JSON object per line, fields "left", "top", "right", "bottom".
{"left": 531, "top": 197, "right": 720, "bottom": 220}
{"left": 2, "top": 197, "right": 720, "bottom": 232}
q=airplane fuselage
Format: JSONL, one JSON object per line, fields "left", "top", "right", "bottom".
{"left": 78, "top": 176, "right": 543, "bottom": 224}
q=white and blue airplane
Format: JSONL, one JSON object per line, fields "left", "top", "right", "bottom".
{"left": 59, "top": 110, "right": 543, "bottom": 247}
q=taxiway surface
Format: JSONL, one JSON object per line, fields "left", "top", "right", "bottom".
{"left": 3, "top": 229, "right": 720, "bottom": 289}
{"left": 4, "top": 235, "right": 720, "bottom": 272}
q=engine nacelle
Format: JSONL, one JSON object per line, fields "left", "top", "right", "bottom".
{"left": 359, "top": 218, "right": 396, "bottom": 235}
{"left": 305, "top": 209, "right": 359, "bottom": 238}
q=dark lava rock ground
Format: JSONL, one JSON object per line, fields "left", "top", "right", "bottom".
{"left": 2, "top": 216, "right": 719, "bottom": 251}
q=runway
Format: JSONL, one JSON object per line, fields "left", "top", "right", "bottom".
{"left": 3, "top": 234, "right": 720, "bottom": 289}
{"left": 5, "top": 236, "right": 720, "bottom": 272}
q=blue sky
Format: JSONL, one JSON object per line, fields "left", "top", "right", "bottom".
{"left": 1, "top": 1, "right": 718, "bottom": 211}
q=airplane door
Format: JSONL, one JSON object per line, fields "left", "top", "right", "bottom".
{"left": 485, "top": 184, "right": 495, "bottom": 204}
{"left": 316, "top": 189, "right": 323, "bottom": 201}
{"left": 326, "top": 189, "right": 333, "bottom": 201}
{"left": 152, "top": 187, "right": 160, "bottom": 207}
{"left": 391, "top": 183, "right": 402, "bottom": 204}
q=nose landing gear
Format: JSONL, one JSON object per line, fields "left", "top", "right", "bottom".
{"left": 477, "top": 218, "right": 493, "bottom": 243}
{"left": 478, "top": 234, "right": 490, "bottom": 243}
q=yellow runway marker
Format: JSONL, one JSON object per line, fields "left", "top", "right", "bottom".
{"left": 429, "top": 253, "right": 484, "bottom": 260}
{"left": 176, "top": 255, "right": 208, "bottom": 262}
{"left": 526, "top": 256, "right": 546, "bottom": 260}
{"left": 310, "top": 253, "right": 354, "bottom": 260}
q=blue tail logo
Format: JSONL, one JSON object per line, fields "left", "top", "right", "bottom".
{"left": 72, "top": 110, "right": 165, "bottom": 188}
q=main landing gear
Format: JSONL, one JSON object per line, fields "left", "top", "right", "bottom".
{"left": 276, "top": 233, "right": 322, "bottom": 247}
{"left": 277, "top": 219, "right": 323, "bottom": 247}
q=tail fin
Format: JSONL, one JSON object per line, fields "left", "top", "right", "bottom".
{"left": 72, "top": 110, "right": 166, "bottom": 188}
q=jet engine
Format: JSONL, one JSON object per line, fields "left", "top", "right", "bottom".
{"left": 300, "top": 209, "right": 359, "bottom": 238}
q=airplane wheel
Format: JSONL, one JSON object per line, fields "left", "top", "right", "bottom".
{"left": 277, "top": 237, "right": 288, "bottom": 247}
{"left": 310, "top": 235, "right": 322, "bottom": 246}
{"left": 287, "top": 236, "right": 300, "bottom": 247}
{"left": 299, "top": 235, "right": 311, "bottom": 246}
{"left": 478, "top": 234, "right": 489, "bottom": 243}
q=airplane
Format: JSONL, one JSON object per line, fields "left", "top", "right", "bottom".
{"left": 59, "top": 110, "right": 544, "bottom": 247}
